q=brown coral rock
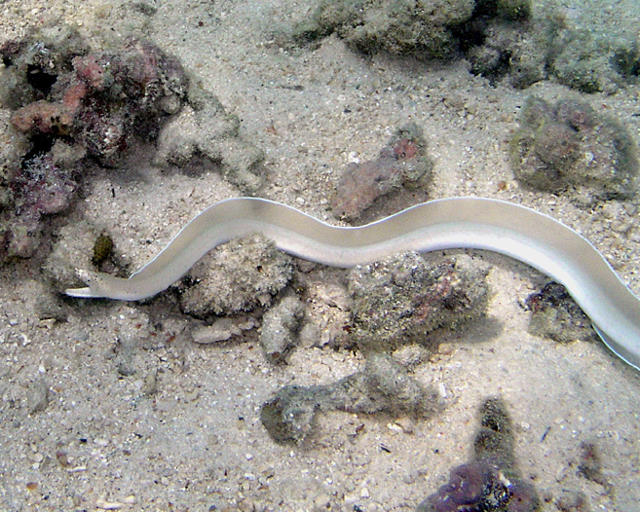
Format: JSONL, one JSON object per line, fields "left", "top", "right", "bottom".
{"left": 332, "top": 122, "right": 432, "bottom": 220}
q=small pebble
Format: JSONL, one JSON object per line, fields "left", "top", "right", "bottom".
{"left": 95, "top": 498, "right": 123, "bottom": 510}
{"left": 27, "top": 378, "right": 50, "bottom": 414}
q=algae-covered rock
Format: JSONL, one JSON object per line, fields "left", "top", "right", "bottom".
{"left": 290, "top": 0, "right": 640, "bottom": 93}
{"left": 2, "top": 33, "right": 189, "bottom": 166}
{"left": 0, "top": 109, "right": 29, "bottom": 182}
{"left": 465, "top": 2, "right": 640, "bottom": 92}
{"left": 525, "top": 282, "right": 598, "bottom": 344}
{"left": 466, "top": 15, "right": 553, "bottom": 88}
{"left": 91, "top": 233, "right": 114, "bottom": 267}
{"left": 294, "top": 0, "right": 476, "bottom": 60}
{"left": 495, "top": 0, "right": 531, "bottom": 21}
{"left": 549, "top": 26, "right": 635, "bottom": 94}
{"left": 154, "top": 85, "right": 265, "bottom": 193}
{"left": 178, "top": 234, "right": 293, "bottom": 318}
{"left": 260, "top": 352, "right": 440, "bottom": 444}
{"left": 332, "top": 122, "right": 433, "bottom": 221}
{"left": 510, "top": 96, "right": 638, "bottom": 204}
{"left": 0, "top": 26, "right": 88, "bottom": 110}
{"left": 348, "top": 252, "right": 489, "bottom": 351}
{"left": 290, "top": 0, "right": 544, "bottom": 88}
{"left": 0, "top": 108, "right": 30, "bottom": 258}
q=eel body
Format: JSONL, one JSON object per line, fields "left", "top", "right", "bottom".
{"left": 65, "top": 197, "right": 640, "bottom": 371}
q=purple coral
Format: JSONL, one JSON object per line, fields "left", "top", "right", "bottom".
{"left": 416, "top": 398, "right": 540, "bottom": 512}
{"left": 419, "top": 459, "right": 539, "bottom": 512}
{"left": 13, "top": 154, "right": 76, "bottom": 216}
{"left": 4, "top": 154, "right": 77, "bottom": 258}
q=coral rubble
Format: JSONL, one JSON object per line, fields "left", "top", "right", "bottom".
{"left": 1, "top": 26, "right": 265, "bottom": 264}
{"left": 153, "top": 87, "right": 265, "bottom": 193}
{"left": 293, "top": 0, "right": 477, "bottom": 60}
{"left": 178, "top": 234, "right": 293, "bottom": 318}
{"left": 292, "top": 0, "right": 536, "bottom": 84}
{"left": 510, "top": 96, "right": 638, "bottom": 205}
{"left": 260, "top": 351, "right": 440, "bottom": 444}
{"left": 289, "top": 0, "right": 640, "bottom": 93}
{"left": 260, "top": 250, "right": 489, "bottom": 442}
{"left": 0, "top": 27, "right": 188, "bottom": 261}
{"left": 3, "top": 31, "right": 188, "bottom": 166}
{"left": 259, "top": 295, "right": 305, "bottom": 363}
{"left": 348, "top": 252, "right": 489, "bottom": 351}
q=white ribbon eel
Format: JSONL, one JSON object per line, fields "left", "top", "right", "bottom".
{"left": 65, "top": 197, "right": 640, "bottom": 371}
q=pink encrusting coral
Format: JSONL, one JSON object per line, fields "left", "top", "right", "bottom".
{"left": 8, "top": 37, "right": 188, "bottom": 165}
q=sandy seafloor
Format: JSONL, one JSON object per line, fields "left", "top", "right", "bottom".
{"left": 1, "top": 0, "right": 639, "bottom": 511}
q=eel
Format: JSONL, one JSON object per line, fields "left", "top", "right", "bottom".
{"left": 65, "top": 196, "right": 640, "bottom": 371}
